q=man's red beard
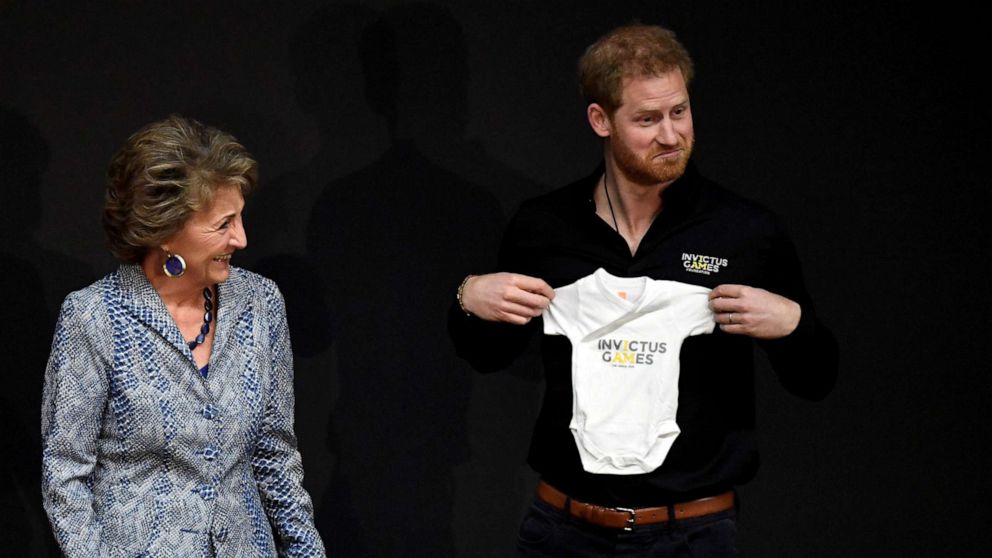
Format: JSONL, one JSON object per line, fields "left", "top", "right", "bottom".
{"left": 610, "top": 135, "right": 694, "bottom": 186}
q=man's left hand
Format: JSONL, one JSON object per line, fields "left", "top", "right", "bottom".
{"left": 708, "top": 284, "right": 801, "bottom": 339}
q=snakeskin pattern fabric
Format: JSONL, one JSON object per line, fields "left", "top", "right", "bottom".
{"left": 41, "top": 264, "right": 326, "bottom": 557}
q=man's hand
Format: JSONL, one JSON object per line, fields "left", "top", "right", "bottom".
{"left": 461, "top": 272, "right": 555, "bottom": 325}
{"left": 708, "top": 284, "right": 801, "bottom": 339}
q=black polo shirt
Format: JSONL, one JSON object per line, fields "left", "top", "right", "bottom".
{"left": 449, "top": 161, "right": 837, "bottom": 507}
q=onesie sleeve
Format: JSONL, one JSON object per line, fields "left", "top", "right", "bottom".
{"left": 682, "top": 285, "right": 716, "bottom": 337}
{"left": 542, "top": 283, "right": 578, "bottom": 337}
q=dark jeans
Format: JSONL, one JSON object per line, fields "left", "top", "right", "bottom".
{"left": 515, "top": 497, "right": 739, "bottom": 557}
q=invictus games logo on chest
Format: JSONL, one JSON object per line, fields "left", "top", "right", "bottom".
{"left": 682, "top": 253, "right": 729, "bottom": 275}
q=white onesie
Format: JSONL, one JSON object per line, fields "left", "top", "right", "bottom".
{"left": 542, "top": 268, "right": 715, "bottom": 475}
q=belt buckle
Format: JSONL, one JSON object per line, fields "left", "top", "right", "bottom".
{"left": 614, "top": 507, "right": 636, "bottom": 531}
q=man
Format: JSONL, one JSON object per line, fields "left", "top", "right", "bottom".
{"left": 449, "top": 23, "right": 838, "bottom": 556}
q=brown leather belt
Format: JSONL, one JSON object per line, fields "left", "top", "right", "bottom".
{"left": 536, "top": 480, "right": 734, "bottom": 531}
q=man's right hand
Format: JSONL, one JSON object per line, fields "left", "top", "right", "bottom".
{"left": 461, "top": 272, "right": 555, "bottom": 324}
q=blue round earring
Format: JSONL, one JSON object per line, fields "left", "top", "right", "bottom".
{"left": 163, "top": 253, "right": 186, "bottom": 278}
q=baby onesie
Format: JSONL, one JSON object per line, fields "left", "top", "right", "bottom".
{"left": 542, "top": 268, "right": 714, "bottom": 475}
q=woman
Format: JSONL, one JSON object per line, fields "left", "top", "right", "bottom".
{"left": 41, "top": 114, "right": 326, "bottom": 557}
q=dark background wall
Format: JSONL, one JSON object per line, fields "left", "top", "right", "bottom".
{"left": 1, "top": 1, "right": 987, "bottom": 556}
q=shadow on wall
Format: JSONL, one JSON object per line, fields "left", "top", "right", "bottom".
{"left": 0, "top": 106, "right": 96, "bottom": 555}
{"left": 296, "top": 2, "right": 542, "bottom": 557}
{"left": 235, "top": 5, "right": 387, "bottom": 556}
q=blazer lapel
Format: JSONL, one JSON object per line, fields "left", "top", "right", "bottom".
{"left": 114, "top": 264, "right": 252, "bottom": 382}
{"left": 210, "top": 267, "right": 249, "bottom": 372}
{"left": 115, "top": 264, "right": 196, "bottom": 367}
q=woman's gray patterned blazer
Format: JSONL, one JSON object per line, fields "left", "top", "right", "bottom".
{"left": 41, "top": 264, "right": 326, "bottom": 557}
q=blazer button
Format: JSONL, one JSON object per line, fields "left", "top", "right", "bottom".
{"left": 200, "top": 445, "right": 220, "bottom": 461}
{"left": 192, "top": 484, "right": 216, "bottom": 501}
{"left": 201, "top": 404, "right": 219, "bottom": 420}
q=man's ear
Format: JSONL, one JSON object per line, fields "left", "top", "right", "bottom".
{"left": 587, "top": 103, "right": 612, "bottom": 138}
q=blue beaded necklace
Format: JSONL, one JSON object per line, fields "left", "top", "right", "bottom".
{"left": 187, "top": 287, "right": 214, "bottom": 351}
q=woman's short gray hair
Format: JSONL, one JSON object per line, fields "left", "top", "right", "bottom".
{"left": 102, "top": 114, "right": 257, "bottom": 263}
